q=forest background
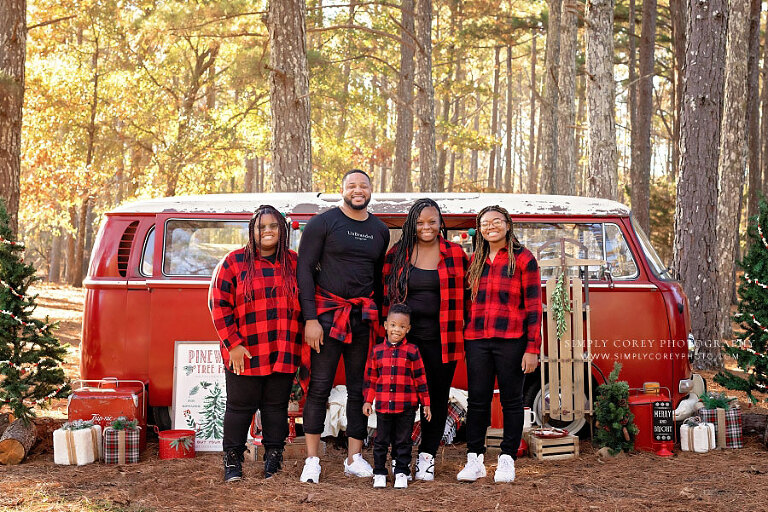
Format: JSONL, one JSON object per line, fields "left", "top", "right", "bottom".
{"left": 0, "top": 0, "right": 759, "bottom": 369}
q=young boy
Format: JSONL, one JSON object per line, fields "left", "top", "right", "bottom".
{"left": 363, "top": 303, "right": 431, "bottom": 489}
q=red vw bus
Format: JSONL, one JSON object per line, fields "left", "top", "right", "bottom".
{"left": 82, "top": 193, "right": 701, "bottom": 432}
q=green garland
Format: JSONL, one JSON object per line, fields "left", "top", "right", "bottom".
{"left": 550, "top": 272, "right": 572, "bottom": 339}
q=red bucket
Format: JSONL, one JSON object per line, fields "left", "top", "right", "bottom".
{"left": 156, "top": 428, "right": 196, "bottom": 459}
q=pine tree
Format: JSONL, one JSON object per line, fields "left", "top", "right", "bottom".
{"left": 0, "top": 200, "right": 69, "bottom": 423}
{"left": 594, "top": 363, "right": 638, "bottom": 454}
{"left": 715, "top": 199, "right": 768, "bottom": 403}
{"left": 198, "top": 382, "right": 225, "bottom": 440}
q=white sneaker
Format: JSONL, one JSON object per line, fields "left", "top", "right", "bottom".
{"left": 373, "top": 474, "right": 387, "bottom": 488}
{"left": 414, "top": 452, "right": 434, "bottom": 481}
{"left": 344, "top": 452, "right": 374, "bottom": 477}
{"left": 300, "top": 456, "right": 321, "bottom": 483}
{"left": 456, "top": 453, "right": 486, "bottom": 482}
{"left": 494, "top": 454, "right": 516, "bottom": 483}
{"left": 394, "top": 472, "right": 408, "bottom": 489}
{"left": 391, "top": 459, "right": 413, "bottom": 481}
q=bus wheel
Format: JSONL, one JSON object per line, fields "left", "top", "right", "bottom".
{"left": 532, "top": 384, "right": 588, "bottom": 435}
{"left": 151, "top": 406, "right": 172, "bottom": 432}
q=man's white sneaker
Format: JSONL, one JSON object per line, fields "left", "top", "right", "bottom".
{"left": 394, "top": 472, "right": 409, "bottom": 489}
{"left": 344, "top": 452, "right": 374, "bottom": 477}
{"left": 494, "top": 454, "right": 516, "bottom": 483}
{"left": 456, "top": 453, "right": 486, "bottom": 482}
{"left": 414, "top": 452, "right": 435, "bottom": 481}
{"left": 391, "top": 459, "right": 412, "bottom": 481}
{"left": 373, "top": 474, "right": 387, "bottom": 488}
{"left": 300, "top": 456, "right": 321, "bottom": 483}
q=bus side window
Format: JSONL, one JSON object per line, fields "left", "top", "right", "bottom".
{"left": 140, "top": 227, "right": 155, "bottom": 277}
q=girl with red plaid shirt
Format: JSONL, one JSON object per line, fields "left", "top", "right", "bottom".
{"left": 209, "top": 205, "right": 302, "bottom": 482}
{"left": 382, "top": 198, "right": 468, "bottom": 481}
{"left": 457, "top": 205, "right": 542, "bottom": 484}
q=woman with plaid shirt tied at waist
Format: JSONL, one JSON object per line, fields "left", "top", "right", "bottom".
{"left": 382, "top": 198, "right": 468, "bottom": 481}
{"left": 457, "top": 205, "right": 542, "bottom": 484}
{"left": 209, "top": 205, "right": 302, "bottom": 482}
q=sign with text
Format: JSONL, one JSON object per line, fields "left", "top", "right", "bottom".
{"left": 652, "top": 400, "right": 674, "bottom": 442}
{"left": 172, "top": 341, "right": 227, "bottom": 452}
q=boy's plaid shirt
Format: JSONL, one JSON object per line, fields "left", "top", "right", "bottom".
{"left": 364, "top": 338, "right": 430, "bottom": 414}
{"left": 382, "top": 237, "right": 469, "bottom": 363}
{"left": 464, "top": 246, "right": 543, "bottom": 354}
{"left": 208, "top": 248, "right": 302, "bottom": 376}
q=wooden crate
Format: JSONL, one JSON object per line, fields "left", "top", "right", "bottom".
{"left": 529, "top": 434, "right": 579, "bottom": 461}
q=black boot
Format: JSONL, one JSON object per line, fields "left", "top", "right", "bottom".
{"left": 223, "top": 449, "right": 244, "bottom": 482}
{"left": 263, "top": 447, "right": 284, "bottom": 479}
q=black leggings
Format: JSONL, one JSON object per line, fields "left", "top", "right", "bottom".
{"left": 409, "top": 334, "right": 457, "bottom": 456}
{"left": 465, "top": 338, "right": 526, "bottom": 459}
{"left": 222, "top": 369, "right": 293, "bottom": 453}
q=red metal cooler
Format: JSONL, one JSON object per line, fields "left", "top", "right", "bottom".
{"left": 67, "top": 378, "right": 147, "bottom": 450}
{"left": 628, "top": 387, "right": 674, "bottom": 456}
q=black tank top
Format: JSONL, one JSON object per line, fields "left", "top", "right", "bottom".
{"left": 405, "top": 266, "right": 440, "bottom": 340}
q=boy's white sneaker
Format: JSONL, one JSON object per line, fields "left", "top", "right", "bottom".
{"left": 373, "top": 474, "right": 387, "bottom": 488}
{"left": 394, "top": 472, "right": 409, "bottom": 489}
{"left": 494, "top": 454, "right": 516, "bottom": 483}
{"left": 300, "top": 456, "right": 321, "bottom": 483}
{"left": 414, "top": 452, "right": 435, "bottom": 481}
{"left": 391, "top": 459, "right": 413, "bottom": 481}
{"left": 344, "top": 452, "right": 374, "bottom": 477}
{"left": 456, "top": 453, "right": 486, "bottom": 482}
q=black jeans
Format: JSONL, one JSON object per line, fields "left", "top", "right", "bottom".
{"left": 302, "top": 309, "right": 371, "bottom": 440}
{"left": 410, "top": 333, "right": 457, "bottom": 457}
{"left": 222, "top": 369, "right": 294, "bottom": 453}
{"left": 373, "top": 408, "right": 416, "bottom": 475}
{"left": 465, "top": 337, "right": 527, "bottom": 459}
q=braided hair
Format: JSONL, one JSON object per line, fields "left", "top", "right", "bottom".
{"left": 467, "top": 205, "right": 523, "bottom": 300}
{"left": 242, "top": 205, "right": 298, "bottom": 305}
{"left": 386, "top": 198, "right": 446, "bottom": 305}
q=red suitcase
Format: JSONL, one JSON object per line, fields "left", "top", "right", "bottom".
{"left": 67, "top": 378, "right": 147, "bottom": 451}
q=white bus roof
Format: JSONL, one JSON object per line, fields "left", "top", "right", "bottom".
{"left": 110, "top": 192, "right": 631, "bottom": 217}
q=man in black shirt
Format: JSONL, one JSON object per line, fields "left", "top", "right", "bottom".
{"left": 297, "top": 169, "right": 390, "bottom": 483}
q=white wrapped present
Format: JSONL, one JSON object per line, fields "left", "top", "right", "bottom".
{"left": 680, "top": 417, "right": 715, "bottom": 453}
{"left": 54, "top": 420, "right": 103, "bottom": 465}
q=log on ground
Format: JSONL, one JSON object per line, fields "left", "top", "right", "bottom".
{"left": 0, "top": 419, "right": 37, "bottom": 465}
{"left": 0, "top": 413, "right": 15, "bottom": 437}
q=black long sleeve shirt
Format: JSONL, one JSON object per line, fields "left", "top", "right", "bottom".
{"left": 297, "top": 207, "right": 390, "bottom": 320}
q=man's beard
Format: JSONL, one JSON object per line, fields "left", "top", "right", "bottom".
{"left": 343, "top": 195, "right": 371, "bottom": 210}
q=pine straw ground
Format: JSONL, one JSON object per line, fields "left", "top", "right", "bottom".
{"left": 1, "top": 284, "right": 767, "bottom": 512}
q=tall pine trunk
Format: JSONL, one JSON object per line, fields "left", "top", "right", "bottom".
{"left": 555, "top": 0, "right": 577, "bottom": 195}
{"left": 632, "top": 0, "right": 656, "bottom": 234}
{"left": 669, "top": 0, "right": 686, "bottom": 179}
{"left": 528, "top": 32, "right": 538, "bottom": 194}
{"left": 415, "top": 0, "right": 437, "bottom": 191}
{"left": 762, "top": 8, "right": 768, "bottom": 197}
{"left": 585, "top": 0, "right": 618, "bottom": 200}
{"left": 540, "top": 0, "right": 562, "bottom": 194}
{"left": 746, "top": 0, "right": 762, "bottom": 223}
{"left": 268, "top": 0, "right": 312, "bottom": 192}
{"left": 392, "top": 0, "right": 416, "bottom": 192}
{"left": 716, "top": 0, "right": 750, "bottom": 340}
{"left": 0, "top": 0, "right": 25, "bottom": 234}
{"left": 488, "top": 46, "right": 501, "bottom": 190}
{"left": 675, "top": 0, "right": 728, "bottom": 370}
{"left": 504, "top": 46, "right": 514, "bottom": 192}
{"left": 628, "top": 0, "right": 638, "bottom": 180}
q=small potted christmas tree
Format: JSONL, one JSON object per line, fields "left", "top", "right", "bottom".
{"left": 0, "top": 200, "right": 70, "bottom": 464}
{"left": 594, "top": 362, "right": 639, "bottom": 455}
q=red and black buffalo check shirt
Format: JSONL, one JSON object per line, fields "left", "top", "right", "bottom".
{"left": 208, "top": 248, "right": 302, "bottom": 376}
{"left": 364, "top": 338, "right": 430, "bottom": 414}
{"left": 464, "top": 246, "right": 543, "bottom": 354}
{"left": 382, "top": 237, "right": 469, "bottom": 363}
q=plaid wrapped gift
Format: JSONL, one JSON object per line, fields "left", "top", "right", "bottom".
{"left": 103, "top": 426, "right": 141, "bottom": 464}
{"left": 698, "top": 407, "right": 743, "bottom": 449}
